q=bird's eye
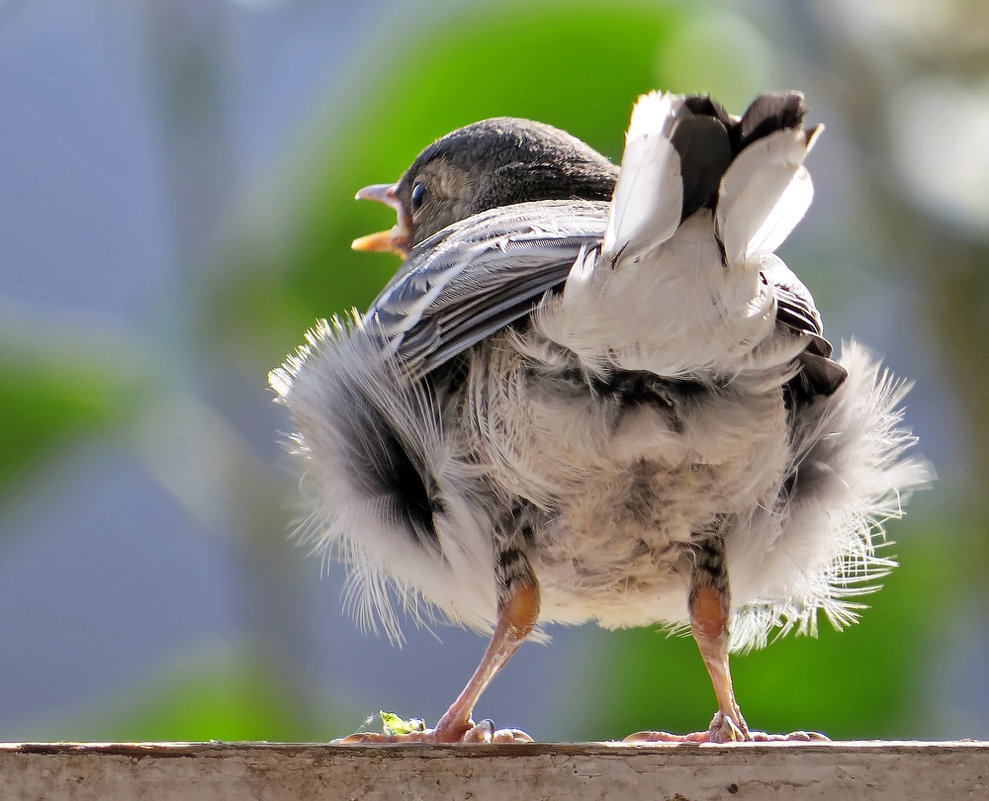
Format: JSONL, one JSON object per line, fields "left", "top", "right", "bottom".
{"left": 411, "top": 182, "right": 425, "bottom": 213}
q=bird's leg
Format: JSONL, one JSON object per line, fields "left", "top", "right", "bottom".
{"left": 689, "top": 583, "right": 827, "bottom": 742}
{"left": 431, "top": 577, "right": 540, "bottom": 742}
{"left": 626, "top": 534, "right": 747, "bottom": 743}
{"left": 626, "top": 535, "right": 827, "bottom": 744}
{"left": 689, "top": 563, "right": 749, "bottom": 742}
{"left": 336, "top": 553, "right": 540, "bottom": 744}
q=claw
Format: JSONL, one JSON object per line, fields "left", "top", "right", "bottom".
{"left": 462, "top": 719, "right": 495, "bottom": 743}
{"left": 709, "top": 710, "right": 748, "bottom": 743}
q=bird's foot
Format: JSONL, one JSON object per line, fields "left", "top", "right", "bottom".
{"left": 332, "top": 712, "right": 534, "bottom": 744}
{"left": 624, "top": 711, "right": 828, "bottom": 744}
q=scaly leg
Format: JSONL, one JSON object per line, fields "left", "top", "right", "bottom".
{"left": 690, "top": 577, "right": 749, "bottom": 742}
{"left": 626, "top": 535, "right": 826, "bottom": 743}
{"left": 336, "top": 576, "right": 540, "bottom": 744}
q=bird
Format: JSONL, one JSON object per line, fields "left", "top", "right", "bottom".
{"left": 269, "top": 91, "right": 929, "bottom": 743}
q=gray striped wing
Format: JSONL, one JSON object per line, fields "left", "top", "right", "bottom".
{"left": 367, "top": 200, "right": 609, "bottom": 374}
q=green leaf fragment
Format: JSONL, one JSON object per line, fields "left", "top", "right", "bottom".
{"left": 379, "top": 711, "right": 425, "bottom": 736}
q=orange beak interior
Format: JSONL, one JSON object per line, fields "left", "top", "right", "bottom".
{"left": 352, "top": 183, "right": 411, "bottom": 257}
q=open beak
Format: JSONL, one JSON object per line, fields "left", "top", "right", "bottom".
{"left": 352, "top": 183, "right": 412, "bottom": 257}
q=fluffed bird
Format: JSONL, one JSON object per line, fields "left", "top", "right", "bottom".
{"left": 270, "top": 91, "right": 929, "bottom": 743}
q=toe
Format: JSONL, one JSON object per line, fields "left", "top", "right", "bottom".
{"left": 750, "top": 729, "right": 829, "bottom": 742}
{"left": 462, "top": 720, "right": 535, "bottom": 743}
{"left": 490, "top": 727, "right": 535, "bottom": 743}
{"left": 623, "top": 730, "right": 709, "bottom": 743}
{"left": 330, "top": 731, "right": 429, "bottom": 744}
{"left": 462, "top": 720, "right": 495, "bottom": 743}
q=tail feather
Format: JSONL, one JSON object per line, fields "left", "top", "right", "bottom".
{"left": 557, "top": 91, "right": 823, "bottom": 380}
{"left": 715, "top": 125, "right": 820, "bottom": 264}
{"left": 602, "top": 91, "right": 683, "bottom": 261}
{"left": 670, "top": 112, "right": 733, "bottom": 221}
{"left": 736, "top": 91, "right": 808, "bottom": 150}
{"left": 603, "top": 90, "right": 821, "bottom": 268}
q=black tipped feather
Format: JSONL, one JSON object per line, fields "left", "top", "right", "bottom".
{"left": 671, "top": 115, "right": 732, "bottom": 220}
{"left": 737, "top": 91, "right": 808, "bottom": 150}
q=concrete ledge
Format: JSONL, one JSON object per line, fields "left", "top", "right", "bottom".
{"left": 2, "top": 741, "right": 987, "bottom": 800}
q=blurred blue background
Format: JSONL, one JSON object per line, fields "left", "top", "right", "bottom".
{"left": 1, "top": 0, "right": 986, "bottom": 743}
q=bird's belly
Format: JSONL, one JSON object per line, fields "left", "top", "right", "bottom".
{"left": 533, "top": 452, "right": 781, "bottom": 629}
{"left": 469, "top": 342, "right": 793, "bottom": 628}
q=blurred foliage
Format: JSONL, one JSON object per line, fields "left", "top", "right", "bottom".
{"left": 0, "top": 353, "right": 117, "bottom": 491}
{"left": 0, "top": 326, "right": 144, "bottom": 505}
{"left": 20, "top": 647, "right": 352, "bottom": 743}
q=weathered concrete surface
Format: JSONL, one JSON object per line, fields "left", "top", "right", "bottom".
{"left": 2, "top": 741, "right": 987, "bottom": 801}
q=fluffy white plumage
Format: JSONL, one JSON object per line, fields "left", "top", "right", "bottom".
{"left": 271, "top": 91, "right": 929, "bottom": 742}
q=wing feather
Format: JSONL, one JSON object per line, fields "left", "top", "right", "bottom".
{"left": 367, "top": 198, "right": 845, "bottom": 396}
{"left": 367, "top": 201, "right": 609, "bottom": 374}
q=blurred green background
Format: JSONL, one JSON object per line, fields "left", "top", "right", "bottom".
{"left": 1, "top": 0, "right": 986, "bottom": 743}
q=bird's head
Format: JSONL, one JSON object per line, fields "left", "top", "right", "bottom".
{"left": 352, "top": 117, "right": 619, "bottom": 257}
